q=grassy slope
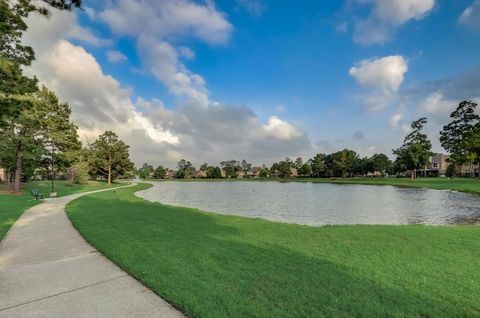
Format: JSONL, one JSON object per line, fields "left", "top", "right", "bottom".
{"left": 0, "top": 181, "right": 121, "bottom": 241}
{"left": 67, "top": 183, "right": 480, "bottom": 318}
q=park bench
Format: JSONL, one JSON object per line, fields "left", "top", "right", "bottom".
{"left": 31, "top": 189, "right": 44, "bottom": 200}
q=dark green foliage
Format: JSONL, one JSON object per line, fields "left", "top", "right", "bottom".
{"left": 153, "top": 165, "right": 166, "bottom": 179}
{"left": 220, "top": 160, "right": 240, "bottom": 178}
{"left": 138, "top": 163, "right": 154, "bottom": 179}
{"left": 87, "top": 131, "right": 133, "bottom": 184}
{"left": 440, "top": 101, "right": 480, "bottom": 174}
{"left": 393, "top": 118, "right": 433, "bottom": 180}
{"left": 176, "top": 159, "right": 195, "bottom": 179}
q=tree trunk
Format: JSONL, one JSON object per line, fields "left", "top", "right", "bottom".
{"left": 108, "top": 153, "right": 112, "bottom": 185}
{"left": 13, "top": 142, "right": 24, "bottom": 193}
{"left": 410, "top": 169, "right": 414, "bottom": 181}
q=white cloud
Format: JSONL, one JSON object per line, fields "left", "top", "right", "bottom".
{"left": 390, "top": 113, "right": 403, "bottom": 127}
{"left": 236, "top": 0, "right": 264, "bottom": 16}
{"left": 353, "top": 0, "right": 435, "bottom": 44}
{"left": 459, "top": 0, "right": 480, "bottom": 31}
{"left": 99, "top": 0, "right": 233, "bottom": 45}
{"left": 22, "top": 7, "right": 310, "bottom": 167}
{"left": 420, "top": 92, "right": 453, "bottom": 114}
{"left": 137, "top": 35, "right": 209, "bottom": 106}
{"left": 262, "top": 116, "right": 302, "bottom": 140}
{"left": 179, "top": 46, "right": 195, "bottom": 59}
{"left": 96, "top": 0, "right": 233, "bottom": 106}
{"left": 350, "top": 55, "right": 408, "bottom": 111}
{"left": 106, "top": 50, "right": 127, "bottom": 63}
{"left": 350, "top": 55, "right": 408, "bottom": 92}
{"left": 67, "top": 25, "right": 112, "bottom": 47}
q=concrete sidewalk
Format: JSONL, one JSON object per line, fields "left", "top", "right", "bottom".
{"left": 0, "top": 185, "right": 184, "bottom": 318}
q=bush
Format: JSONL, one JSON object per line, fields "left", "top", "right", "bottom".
{"left": 67, "top": 162, "right": 90, "bottom": 184}
{"left": 446, "top": 163, "right": 457, "bottom": 178}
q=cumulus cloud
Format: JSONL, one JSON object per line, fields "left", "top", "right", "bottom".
{"left": 390, "top": 113, "right": 403, "bottom": 127}
{"left": 350, "top": 55, "right": 408, "bottom": 110}
{"left": 236, "top": 0, "right": 264, "bottom": 16}
{"left": 459, "top": 0, "right": 480, "bottom": 31}
{"left": 97, "top": 0, "right": 233, "bottom": 106}
{"left": 350, "top": 55, "right": 408, "bottom": 92}
{"left": 353, "top": 0, "right": 435, "bottom": 44}
{"left": 106, "top": 50, "right": 127, "bottom": 63}
{"left": 67, "top": 25, "right": 112, "bottom": 47}
{"left": 137, "top": 35, "right": 209, "bottom": 106}
{"left": 99, "top": 0, "right": 233, "bottom": 45}
{"left": 22, "top": 8, "right": 309, "bottom": 167}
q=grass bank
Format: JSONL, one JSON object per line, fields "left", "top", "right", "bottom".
{"left": 67, "top": 183, "right": 480, "bottom": 317}
{"left": 0, "top": 180, "right": 121, "bottom": 241}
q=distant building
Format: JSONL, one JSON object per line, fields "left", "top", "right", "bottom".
{"left": 426, "top": 153, "right": 450, "bottom": 176}
{"left": 247, "top": 167, "right": 262, "bottom": 178}
{"left": 290, "top": 168, "right": 298, "bottom": 178}
{"left": 236, "top": 171, "right": 246, "bottom": 179}
{"left": 458, "top": 163, "right": 479, "bottom": 177}
{"left": 194, "top": 170, "right": 207, "bottom": 178}
{"left": 165, "top": 170, "right": 176, "bottom": 179}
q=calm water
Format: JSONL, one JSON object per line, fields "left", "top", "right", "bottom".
{"left": 136, "top": 181, "right": 480, "bottom": 226}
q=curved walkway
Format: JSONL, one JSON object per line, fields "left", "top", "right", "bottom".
{"left": 0, "top": 185, "right": 184, "bottom": 318}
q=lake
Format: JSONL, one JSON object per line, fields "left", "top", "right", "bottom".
{"left": 135, "top": 181, "right": 480, "bottom": 226}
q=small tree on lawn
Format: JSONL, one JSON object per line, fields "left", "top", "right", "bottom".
{"left": 393, "top": 118, "right": 433, "bottom": 181}
{"left": 88, "top": 131, "right": 133, "bottom": 185}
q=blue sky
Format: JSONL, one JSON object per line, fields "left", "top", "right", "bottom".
{"left": 23, "top": 0, "right": 480, "bottom": 167}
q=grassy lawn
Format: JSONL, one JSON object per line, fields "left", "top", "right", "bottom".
{"left": 295, "top": 177, "right": 480, "bottom": 194}
{"left": 0, "top": 180, "right": 121, "bottom": 241}
{"left": 67, "top": 183, "right": 480, "bottom": 318}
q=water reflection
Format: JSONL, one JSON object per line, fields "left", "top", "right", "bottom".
{"left": 136, "top": 182, "right": 480, "bottom": 226}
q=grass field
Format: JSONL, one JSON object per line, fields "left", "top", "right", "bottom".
{"left": 0, "top": 180, "right": 121, "bottom": 241}
{"left": 67, "top": 183, "right": 480, "bottom": 318}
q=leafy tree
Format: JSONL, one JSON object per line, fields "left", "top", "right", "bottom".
{"left": 34, "top": 87, "right": 80, "bottom": 191}
{"left": 200, "top": 162, "right": 209, "bottom": 171}
{"left": 88, "top": 131, "right": 133, "bottom": 185}
{"left": 66, "top": 161, "right": 89, "bottom": 184}
{"left": 259, "top": 167, "right": 270, "bottom": 178}
{"left": 332, "top": 149, "right": 358, "bottom": 178}
{"left": 370, "top": 153, "right": 392, "bottom": 176}
{"left": 138, "top": 163, "right": 154, "bottom": 179}
{"left": 277, "top": 159, "right": 293, "bottom": 178}
{"left": 206, "top": 166, "right": 222, "bottom": 179}
{"left": 153, "top": 165, "right": 166, "bottom": 179}
{"left": 240, "top": 159, "right": 252, "bottom": 177}
{"left": 294, "top": 157, "right": 303, "bottom": 170}
{"left": 393, "top": 118, "right": 433, "bottom": 181}
{"left": 445, "top": 162, "right": 457, "bottom": 178}
{"left": 298, "top": 163, "right": 312, "bottom": 176}
{"left": 0, "top": 0, "right": 81, "bottom": 125}
{"left": 270, "top": 162, "right": 279, "bottom": 178}
{"left": 309, "top": 153, "right": 326, "bottom": 177}
{"left": 176, "top": 159, "right": 195, "bottom": 179}
{"left": 220, "top": 160, "right": 239, "bottom": 178}
{"left": 440, "top": 101, "right": 480, "bottom": 177}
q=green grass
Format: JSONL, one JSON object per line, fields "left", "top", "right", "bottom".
{"left": 0, "top": 180, "right": 121, "bottom": 241}
{"left": 67, "top": 183, "right": 480, "bottom": 318}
